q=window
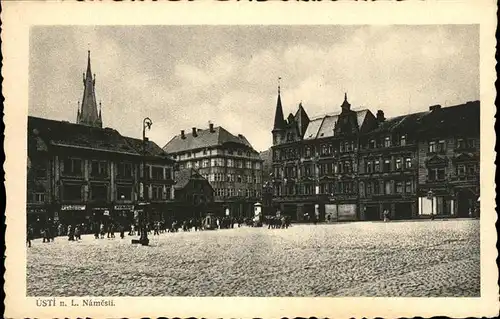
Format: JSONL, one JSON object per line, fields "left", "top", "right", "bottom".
{"left": 369, "top": 139, "right": 376, "bottom": 149}
{"left": 91, "top": 184, "right": 107, "bottom": 201}
{"left": 429, "top": 141, "right": 437, "bottom": 153}
{"left": 344, "top": 161, "right": 352, "bottom": 173}
{"left": 187, "top": 152, "right": 192, "bottom": 158}
{"left": 383, "top": 159, "right": 391, "bottom": 172}
{"left": 467, "top": 139, "right": 476, "bottom": 148}
{"left": 63, "top": 158, "right": 82, "bottom": 175}
{"left": 395, "top": 158, "right": 402, "bottom": 170}
{"left": 246, "top": 189, "right": 251, "bottom": 197}
{"left": 405, "top": 157, "right": 412, "bottom": 169}
{"left": 117, "top": 163, "right": 133, "bottom": 178}
{"left": 321, "top": 144, "right": 328, "bottom": 155}
{"left": 152, "top": 185, "right": 163, "bottom": 200}
{"left": 437, "top": 140, "right": 446, "bottom": 153}
{"left": 340, "top": 143, "right": 345, "bottom": 152}
{"left": 385, "top": 181, "right": 392, "bottom": 194}
{"left": 151, "top": 166, "right": 164, "bottom": 180}
{"left": 34, "top": 193, "right": 45, "bottom": 203}
{"left": 405, "top": 181, "right": 412, "bottom": 193}
{"left": 237, "top": 175, "right": 242, "bottom": 183}
{"left": 457, "top": 164, "right": 466, "bottom": 176}
{"left": 400, "top": 135, "right": 406, "bottom": 146}
{"left": 227, "top": 149, "right": 233, "bottom": 155}
{"left": 227, "top": 159, "right": 234, "bottom": 167}
{"left": 246, "top": 161, "right": 252, "bottom": 169}
{"left": 374, "top": 182, "right": 380, "bottom": 194}
{"left": 90, "top": 161, "right": 108, "bottom": 177}
{"left": 305, "top": 146, "right": 311, "bottom": 157}
{"left": 305, "top": 184, "right": 313, "bottom": 195}
{"left": 374, "top": 160, "right": 380, "bottom": 172}
{"left": 396, "top": 181, "right": 403, "bottom": 194}
{"left": 428, "top": 168, "right": 446, "bottom": 181}
{"left": 186, "top": 161, "right": 192, "bottom": 169}
{"left": 63, "top": 184, "right": 81, "bottom": 200}
{"left": 237, "top": 150, "right": 243, "bottom": 155}
{"left": 117, "top": 186, "right": 133, "bottom": 200}
{"left": 202, "top": 159, "right": 210, "bottom": 168}
{"left": 384, "top": 136, "right": 391, "bottom": 147}
{"left": 203, "top": 148, "right": 208, "bottom": 155}
{"left": 366, "top": 161, "right": 373, "bottom": 173}
{"left": 236, "top": 160, "right": 243, "bottom": 168}
{"left": 467, "top": 164, "right": 476, "bottom": 175}
{"left": 211, "top": 158, "right": 225, "bottom": 167}
{"left": 456, "top": 138, "right": 465, "bottom": 149}
{"left": 366, "top": 182, "right": 372, "bottom": 195}
{"left": 255, "top": 162, "right": 261, "bottom": 170}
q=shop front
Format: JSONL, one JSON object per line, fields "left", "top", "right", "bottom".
{"left": 113, "top": 204, "right": 135, "bottom": 225}
{"left": 59, "top": 204, "right": 87, "bottom": 226}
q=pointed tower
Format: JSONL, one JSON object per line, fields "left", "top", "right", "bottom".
{"left": 294, "top": 102, "right": 310, "bottom": 138}
{"left": 77, "top": 51, "right": 102, "bottom": 128}
{"left": 340, "top": 92, "right": 351, "bottom": 112}
{"left": 272, "top": 79, "right": 286, "bottom": 145}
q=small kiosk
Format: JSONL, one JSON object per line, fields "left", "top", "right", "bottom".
{"left": 253, "top": 202, "right": 262, "bottom": 227}
{"left": 202, "top": 212, "right": 218, "bottom": 230}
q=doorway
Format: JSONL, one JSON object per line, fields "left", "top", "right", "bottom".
{"left": 456, "top": 189, "right": 476, "bottom": 217}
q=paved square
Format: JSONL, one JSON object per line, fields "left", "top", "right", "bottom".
{"left": 27, "top": 219, "right": 480, "bottom": 297}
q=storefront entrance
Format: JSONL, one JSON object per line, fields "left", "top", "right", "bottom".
{"left": 457, "top": 189, "right": 476, "bottom": 217}
{"left": 364, "top": 205, "right": 380, "bottom": 221}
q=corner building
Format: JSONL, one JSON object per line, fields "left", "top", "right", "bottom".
{"left": 163, "top": 124, "right": 263, "bottom": 218}
{"left": 271, "top": 87, "right": 480, "bottom": 221}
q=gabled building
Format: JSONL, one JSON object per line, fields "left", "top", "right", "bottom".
{"left": 271, "top": 88, "right": 379, "bottom": 222}
{"left": 171, "top": 168, "right": 215, "bottom": 220}
{"left": 27, "top": 117, "right": 176, "bottom": 228}
{"left": 270, "top": 84, "right": 480, "bottom": 221}
{"left": 163, "top": 123, "right": 263, "bottom": 218}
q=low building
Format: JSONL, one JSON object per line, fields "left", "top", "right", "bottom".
{"left": 163, "top": 123, "right": 263, "bottom": 218}
{"left": 170, "top": 168, "right": 215, "bottom": 220}
{"left": 27, "top": 116, "right": 175, "bottom": 228}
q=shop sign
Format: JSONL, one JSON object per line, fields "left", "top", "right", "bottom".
{"left": 92, "top": 207, "right": 108, "bottom": 211}
{"left": 27, "top": 207, "right": 47, "bottom": 214}
{"left": 114, "top": 204, "right": 134, "bottom": 211}
{"left": 61, "top": 205, "right": 86, "bottom": 211}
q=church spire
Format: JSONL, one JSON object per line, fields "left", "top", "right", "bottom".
{"left": 273, "top": 77, "right": 286, "bottom": 131}
{"left": 77, "top": 50, "right": 102, "bottom": 128}
{"left": 341, "top": 91, "right": 351, "bottom": 111}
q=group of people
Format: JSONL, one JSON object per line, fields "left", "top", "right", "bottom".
{"left": 265, "top": 215, "right": 291, "bottom": 229}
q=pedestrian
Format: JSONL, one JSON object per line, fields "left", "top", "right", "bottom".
{"left": 110, "top": 223, "right": 116, "bottom": 238}
{"left": 100, "top": 223, "right": 105, "bottom": 239}
{"left": 154, "top": 222, "right": 160, "bottom": 236}
{"left": 58, "top": 223, "right": 64, "bottom": 237}
{"left": 74, "top": 225, "right": 81, "bottom": 241}
{"left": 119, "top": 224, "right": 125, "bottom": 239}
{"left": 68, "top": 225, "right": 75, "bottom": 241}
{"left": 27, "top": 225, "right": 34, "bottom": 247}
{"left": 383, "top": 209, "right": 389, "bottom": 222}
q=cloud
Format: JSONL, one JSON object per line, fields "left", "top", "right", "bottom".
{"left": 30, "top": 25, "right": 479, "bottom": 152}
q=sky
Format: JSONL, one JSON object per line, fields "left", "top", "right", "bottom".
{"left": 29, "top": 25, "right": 479, "bottom": 152}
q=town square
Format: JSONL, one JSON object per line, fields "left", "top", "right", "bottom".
{"left": 25, "top": 25, "right": 481, "bottom": 298}
{"left": 27, "top": 219, "right": 479, "bottom": 297}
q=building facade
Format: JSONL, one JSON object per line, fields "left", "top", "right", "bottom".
{"left": 170, "top": 168, "right": 215, "bottom": 220}
{"left": 271, "top": 87, "right": 480, "bottom": 221}
{"left": 163, "top": 123, "right": 263, "bottom": 218}
{"left": 415, "top": 102, "right": 480, "bottom": 218}
{"left": 27, "top": 117, "right": 175, "bottom": 228}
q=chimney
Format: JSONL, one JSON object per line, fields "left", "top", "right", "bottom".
{"left": 209, "top": 123, "right": 214, "bottom": 133}
{"left": 192, "top": 127, "right": 198, "bottom": 137}
{"left": 376, "top": 110, "right": 385, "bottom": 122}
{"left": 429, "top": 104, "right": 442, "bottom": 112}
{"left": 144, "top": 137, "right": 149, "bottom": 142}
{"left": 180, "top": 130, "right": 185, "bottom": 139}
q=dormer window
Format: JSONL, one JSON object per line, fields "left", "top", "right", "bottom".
{"left": 369, "top": 139, "right": 376, "bottom": 149}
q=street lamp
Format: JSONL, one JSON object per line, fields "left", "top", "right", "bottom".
{"left": 139, "top": 117, "right": 152, "bottom": 245}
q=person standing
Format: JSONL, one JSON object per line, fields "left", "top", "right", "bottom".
{"left": 74, "top": 224, "right": 81, "bottom": 241}
{"left": 68, "top": 224, "right": 75, "bottom": 241}
{"left": 27, "top": 225, "right": 34, "bottom": 247}
{"left": 119, "top": 223, "right": 125, "bottom": 239}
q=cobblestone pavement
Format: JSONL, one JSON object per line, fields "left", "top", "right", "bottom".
{"left": 27, "top": 219, "right": 480, "bottom": 297}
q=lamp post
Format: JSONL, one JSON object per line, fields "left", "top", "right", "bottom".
{"left": 139, "top": 117, "right": 152, "bottom": 245}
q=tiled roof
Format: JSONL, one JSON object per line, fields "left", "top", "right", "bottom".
{"left": 163, "top": 126, "right": 255, "bottom": 154}
{"left": 28, "top": 116, "right": 171, "bottom": 159}
{"left": 123, "top": 136, "right": 172, "bottom": 159}
{"left": 304, "top": 109, "right": 370, "bottom": 140}
{"left": 368, "top": 101, "right": 479, "bottom": 135}
{"left": 173, "top": 168, "right": 212, "bottom": 190}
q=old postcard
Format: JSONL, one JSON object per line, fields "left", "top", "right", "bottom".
{"left": 2, "top": 0, "right": 498, "bottom": 318}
